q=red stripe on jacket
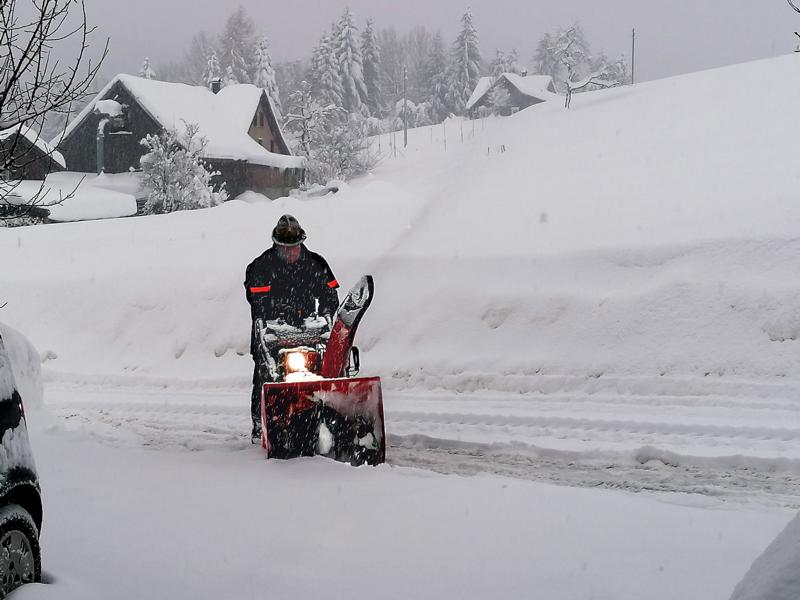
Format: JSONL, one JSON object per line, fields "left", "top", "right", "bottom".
{"left": 250, "top": 286, "right": 272, "bottom": 294}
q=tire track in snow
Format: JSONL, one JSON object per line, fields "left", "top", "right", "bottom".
{"left": 42, "top": 383, "right": 800, "bottom": 506}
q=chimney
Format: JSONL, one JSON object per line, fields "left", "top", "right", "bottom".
{"left": 211, "top": 78, "right": 222, "bottom": 94}
{"left": 520, "top": 68, "right": 528, "bottom": 77}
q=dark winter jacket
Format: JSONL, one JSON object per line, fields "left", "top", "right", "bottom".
{"left": 244, "top": 245, "right": 340, "bottom": 356}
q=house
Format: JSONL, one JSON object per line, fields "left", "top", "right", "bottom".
{"left": 0, "top": 125, "right": 65, "bottom": 181}
{"left": 466, "top": 73, "right": 559, "bottom": 117}
{"left": 55, "top": 75, "right": 305, "bottom": 200}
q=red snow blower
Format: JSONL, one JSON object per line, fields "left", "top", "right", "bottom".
{"left": 258, "top": 276, "right": 385, "bottom": 466}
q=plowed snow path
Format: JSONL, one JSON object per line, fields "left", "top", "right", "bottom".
{"left": 44, "top": 375, "right": 800, "bottom": 508}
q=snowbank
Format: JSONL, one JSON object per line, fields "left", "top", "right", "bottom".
{"left": 0, "top": 323, "right": 44, "bottom": 409}
{"left": 3, "top": 55, "right": 800, "bottom": 386}
{"left": 10, "top": 172, "right": 139, "bottom": 222}
{"left": 729, "top": 511, "right": 800, "bottom": 600}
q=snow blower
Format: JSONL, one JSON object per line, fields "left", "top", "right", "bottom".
{"left": 258, "top": 276, "right": 385, "bottom": 466}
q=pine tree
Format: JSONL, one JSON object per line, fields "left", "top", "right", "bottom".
{"left": 252, "top": 35, "right": 282, "bottom": 118}
{"left": 223, "top": 64, "right": 239, "bottom": 87}
{"left": 316, "top": 33, "right": 343, "bottom": 109}
{"left": 333, "top": 8, "right": 368, "bottom": 113}
{"left": 425, "top": 31, "right": 450, "bottom": 122}
{"left": 205, "top": 48, "right": 221, "bottom": 89}
{"left": 361, "top": 18, "right": 382, "bottom": 116}
{"left": 219, "top": 6, "right": 255, "bottom": 84}
{"left": 139, "top": 57, "right": 156, "bottom": 80}
{"left": 446, "top": 8, "right": 482, "bottom": 115}
{"left": 490, "top": 49, "right": 522, "bottom": 77}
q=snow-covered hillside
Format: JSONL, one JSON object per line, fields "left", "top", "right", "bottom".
{"left": 3, "top": 54, "right": 800, "bottom": 600}
{"left": 4, "top": 55, "right": 800, "bottom": 385}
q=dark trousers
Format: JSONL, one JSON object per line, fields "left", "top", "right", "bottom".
{"left": 250, "top": 350, "right": 273, "bottom": 428}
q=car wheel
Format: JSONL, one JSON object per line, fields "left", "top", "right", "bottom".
{"left": 0, "top": 504, "right": 41, "bottom": 599}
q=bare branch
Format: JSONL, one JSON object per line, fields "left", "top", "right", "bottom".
{"left": 789, "top": 0, "right": 800, "bottom": 14}
{"left": 0, "top": 0, "right": 107, "bottom": 219}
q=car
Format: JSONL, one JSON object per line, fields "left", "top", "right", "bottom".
{"left": 0, "top": 331, "right": 42, "bottom": 598}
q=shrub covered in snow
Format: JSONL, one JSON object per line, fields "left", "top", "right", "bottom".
{"left": 139, "top": 122, "right": 228, "bottom": 214}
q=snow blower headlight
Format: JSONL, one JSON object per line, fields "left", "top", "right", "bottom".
{"left": 286, "top": 351, "right": 308, "bottom": 373}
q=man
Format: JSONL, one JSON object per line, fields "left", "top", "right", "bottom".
{"left": 244, "top": 214, "right": 340, "bottom": 443}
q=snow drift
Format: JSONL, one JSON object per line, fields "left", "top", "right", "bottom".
{"left": 1, "top": 55, "right": 800, "bottom": 391}
{"left": 729, "top": 511, "right": 800, "bottom": 600}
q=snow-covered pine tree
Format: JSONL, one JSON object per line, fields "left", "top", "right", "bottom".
{"left": 377, "top": 27, "right": 404, "bottom": 102}
{"left": 206, "top": 48, "right": 221, "bottom": 89}
{"left": 487, "top": 82, "right": 511, "bottom": 115}
{"left": 181, "top": 32, "right": 215, "bottom": 86}
{"left": 223, "top": 65, "right": 239, "bottom": 87}
{"left": 533, "top": 33, "right": 560, "bottom": 81}
{"left": 252, "top": 35, "right": 282, "bottom": 119}
{"left": 490, "top": 50, "right": 507, "bottom": 78}
{"left": 219, "top": 6, "right": 255, "bottom": 84}
{"left": 361, "top": 18, "right": 382, "bottom": 116}
{"left": 333, "top": 8, "right": 369, "bottom": 114}
{"left": 425, "top": 31, "right": 450, "bottom": 122}
{"left": 139, "top": 123, "right": 228, "bottom": 214}
{"left": 316, "top": 32, "right": 344, "bottom": 109}
{"left": 490, "top": 49, "right": 523, "bottom": 78}
{"left": 139, "top": 57, "right": 156, "bottom": 80}
{"left": 446, "top": 7, "right": 482, "bottom": 115}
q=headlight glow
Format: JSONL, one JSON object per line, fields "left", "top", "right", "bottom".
{"left": 286, "top": 352, "right": 307, "bottom": 373}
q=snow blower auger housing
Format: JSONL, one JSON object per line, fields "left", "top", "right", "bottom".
{"left": 258, "top": 276, "right": 386, "bottom": 466}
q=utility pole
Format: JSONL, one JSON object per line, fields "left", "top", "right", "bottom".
{"left": 631, "top": 28, "right": 636, "bottom": 85}
{"left": 403, "top": 65, "right": 409, "bottom": 148}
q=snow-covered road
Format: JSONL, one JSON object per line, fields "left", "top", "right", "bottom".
{"left": 41, "top": 376, "right": 800, "bottom": 509}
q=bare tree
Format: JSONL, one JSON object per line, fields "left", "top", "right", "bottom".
{"left": 0, "top": 0, "right": 107, "bottom": 221}
{"left": 550, "top": 27, "right": 618, "bottom": 109}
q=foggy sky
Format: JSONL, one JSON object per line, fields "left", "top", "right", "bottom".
{"left": 85, "top": 0, "right": 794, "bottom": 82}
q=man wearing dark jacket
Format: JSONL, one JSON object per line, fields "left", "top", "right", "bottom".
{"left": 244, "top": 214, "right": 340, "bottom": 442}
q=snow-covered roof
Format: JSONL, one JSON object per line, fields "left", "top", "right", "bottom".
{"left": 0, "top": 124, "right": 66, "bottom": 169}
{"left": 466, "top": 73, "right": 560, "bottom": 111}
{"left": 466, "top": 76, "right": 495, "bottom": 111}
{"left": 501, "top": 73, "right": 559, "bottom": 100}
{"left": 58, "top": 75, "right": 304, "bottom": 170}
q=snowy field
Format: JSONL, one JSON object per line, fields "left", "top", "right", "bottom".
{"left": 4, "top": 55, "right": 800, "bottom": 597}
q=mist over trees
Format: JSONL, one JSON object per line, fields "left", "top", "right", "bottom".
{"left": 144, "top": 6, "right": 628, "bottom": 183}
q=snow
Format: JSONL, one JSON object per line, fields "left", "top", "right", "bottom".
{"left": 93, "top": 99, "right": 122, "bottom": 118}
{"left": 466, "top": 76, "right": 494, "bottom": 111}
{"left": 729, "top": 512, "right": 800, "bottom": 600}
{"left": 0, "top": 125, "right": 65, "bottom": 169}
{"left": 11, "top": 420, "right": 795, "bottom": 600}
{"left": 8, "top": 172, "right": 138, "bottom": 222}
{"left": 57, "top": 75, "right": 304, "bottom": 171}
{"left": 2, "top": 54, "right": 800, "bottom": 598}
{"left": 0, "top": 424, "right": 36, "bottom": 481}
{"left": 0, "top": 323, "right": 43, "bottom": 410}
{"left": 466, "top": 73, "right": 559, "bottom": 111}
{"left": 501, "top": 72, "right": 559, "bottom": 100}
{"left": 0, "top": 333, "right": 16, "bottom": 401}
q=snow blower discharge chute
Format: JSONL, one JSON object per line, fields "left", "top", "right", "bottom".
{"left": 258, "top": 276, "right": 385, "bottom": 466}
